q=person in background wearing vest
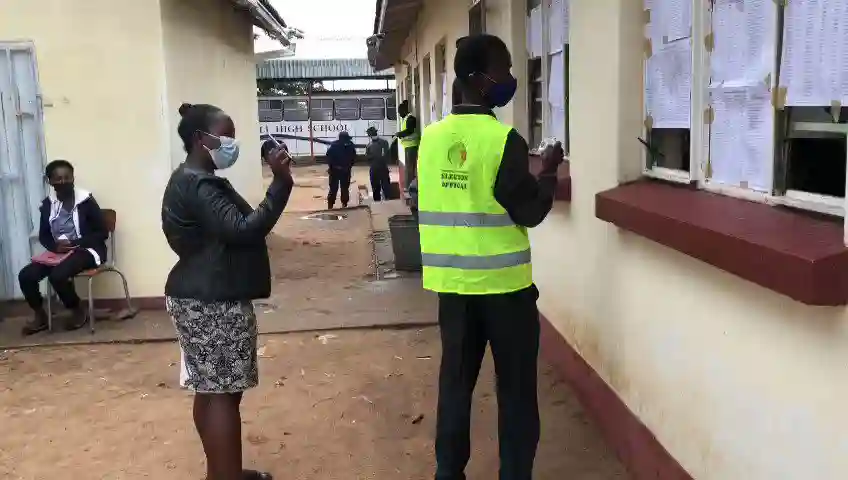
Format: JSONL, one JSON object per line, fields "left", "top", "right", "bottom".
{"left": 396, "top": 100, "right": 419, "bottom": 189}
{"left": 417, "top": 34, "right": 564, "bottom": 480}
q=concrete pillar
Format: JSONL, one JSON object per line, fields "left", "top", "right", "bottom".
{"left": 569, "top": 0, "right": 644, "bottom": 201}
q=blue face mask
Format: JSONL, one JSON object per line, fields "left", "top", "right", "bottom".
{"left": 482, "top": 73, "right": 518, "bottom": 108}
{"left": 203, "top": 134, "right": 241, "bottom": 170}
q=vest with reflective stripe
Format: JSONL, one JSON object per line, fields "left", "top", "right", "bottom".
{"left": 399, "top": 115, "right": 420, "bottom": 147}
{"left": 417, "top": 114, "right": 532, "bottom": 295}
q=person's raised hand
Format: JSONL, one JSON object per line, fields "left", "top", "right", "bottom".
{"left": 541, "top": 141, "right": 564, "bottom": 175}
{"left": 267, "top": 146, "right": 292, "bottom": 180}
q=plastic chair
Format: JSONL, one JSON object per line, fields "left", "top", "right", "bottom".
{"left": 46, "top": 209, "right": 135, "bottom": 333}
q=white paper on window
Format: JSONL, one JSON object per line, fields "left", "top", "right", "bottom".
{"left": 645, "top": 0, "right": 692, "bottom": 47}
{"left": 527, "top": 7, "right": 543, "bottom": 58}
{"left": 708, "top": 83, "right": 774, "bottom": 191}
{"left": 710, "top": 0, "right": 777, "bottom": 85}
{"left": 548, "top": 52, "right": 565, "bottom": 108}
{"left": 645, "top": 39, "right": 692, "bottom": 129}
{"left": 780, "top": 0, "right": 848, "bottom": 106}
{"left": 549, "top": 0, "right": 570, "bottom": 54}
{"left": 547, "top": 51, "right": 566, "bottom": 141}
{"left": 550, "top": 107, "right": 566, "bottom": 142}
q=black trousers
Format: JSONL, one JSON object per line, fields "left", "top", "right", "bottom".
{"left": 370, "top": 166, "right": 391, "bottom": 202}
{"left": 18, "top": 249, "right": 96, "bottom": 311}
{"left": 404, "top": 146, "right": 419, "bottom": 189}
{"left": 328, "top": 168, "right": 351, "bottom": 208}
{"left": 435, "top": 285, "right": 541, "bottom": 480}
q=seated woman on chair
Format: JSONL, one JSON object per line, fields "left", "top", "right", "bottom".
{"left": 18, "top": 159, "right": 107, "bottom": 335}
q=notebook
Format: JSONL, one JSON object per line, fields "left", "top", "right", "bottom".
{"left": 31, "top": 251, "right": 72, "bottom": 266}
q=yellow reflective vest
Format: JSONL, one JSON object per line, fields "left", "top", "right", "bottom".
{"left": 399, "top": 115, "right": 420, "bottom": 148}
{"left": 417, "top": 114, "right": 533, "bottom": 294}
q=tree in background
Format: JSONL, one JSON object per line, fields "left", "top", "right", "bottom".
{"left": 257, "top": 80, "right": 327, "bottom": 96}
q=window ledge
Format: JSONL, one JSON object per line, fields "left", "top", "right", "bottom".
{"left": 530, "top": 156, "right": 571, "bottom": 202}
{"left": 595, "top": 180, "right": 848, "bottom": 306}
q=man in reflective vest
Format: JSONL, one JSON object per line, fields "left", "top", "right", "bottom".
{"left": 396, "top": 100, "right": 420, "bottom": 188}
{"left": 417, "top": 34, "right": 564, "bottom": 480}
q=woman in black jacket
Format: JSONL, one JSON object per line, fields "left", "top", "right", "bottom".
{"left": 18, "top": 159, "right": 107, "bottom": 335}
{"left": 161, "top": 103, "right": 292, "bottom": 480}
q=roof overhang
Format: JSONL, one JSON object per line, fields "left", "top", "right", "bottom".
{"left": 367, "top": 0, "right": 423, "bottom": 70}
{"left": 230, "top": 0, "right": 291, "bottom": 46}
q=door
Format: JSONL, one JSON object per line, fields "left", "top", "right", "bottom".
{"left": 422, "top": 55, "right": 432, "bottom": 125}
{"left": 469, "top": 0, "right": 486, "bottom": 35}
{"left": 0, "top": 44, "right": 47, "bottom": 300}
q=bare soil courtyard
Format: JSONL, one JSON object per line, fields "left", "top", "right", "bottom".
{"left": 0, "top": 165, "right": 626, "bottom": 479}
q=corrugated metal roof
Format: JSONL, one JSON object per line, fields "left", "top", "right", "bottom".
{"left": 257, "top": 58, "right": 394, "bottom": 80}
{"left": 369, "top": 0, "right": 423, "bottom": 70}
{"left": 230, "top": 0, "right": 290, "bottom": 46}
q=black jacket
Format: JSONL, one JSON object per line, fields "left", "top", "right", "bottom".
{"left": 161, "top": 164, "right": 293, "bottom": 302}
{"left": 326, "top": 140, "right": 356, "bottom": 171}
{"left": 39, "top": 189, "right": 108, "bottom": 263}
{"left": 453, "top": 105, "right": 559, "bottom": 227}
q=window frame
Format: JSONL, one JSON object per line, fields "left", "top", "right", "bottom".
{"left": 334, "top": 98, "right": 361, "bottom": 121}
{"left": 640, "top": 1, "right": 706, "bottom": 185}
{"left": 528, "top": 57, "right": 543, "bottom": 148}
{"left": 387, "top": 95, "right": 398, "bottom": 121}
{"left": 470, "top": 0, "right": 486, "bottom": 35}
{"left": 258, "top": 98, "right": 284, "bottom": 122}
{"left": 361, "top": 97, "right": 386, "bottom": 120}
{"left": 642, "top": 0, "right": 848, "bottom": 221}
{"left": 527, "top": 0, "right": 570, "bottom": 151}
{"left": 310, "top": 98, "right": 334, "bottom": 121}
{"left": 282, "top": 99, "right": 308, "bottom": 121}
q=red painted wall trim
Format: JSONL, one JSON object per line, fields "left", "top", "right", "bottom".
{"left": 539, "top": 314, "right": 693, "bottom": 480}
{"left": 596, "top": 180, "right": 848, "bottom": 305}
{"left": 530, "top": 157, "right": 571, "bottom": 201}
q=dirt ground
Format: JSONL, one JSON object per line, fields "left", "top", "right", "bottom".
{"left": 0, "top": 328, "right": 625, "bottom": 480}
{"left": 0, "top": 164, "right": 626, "bottom": 479}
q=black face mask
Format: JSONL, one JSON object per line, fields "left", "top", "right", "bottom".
{"left": 52, "top": 183, "right": 74, "bottom": 197}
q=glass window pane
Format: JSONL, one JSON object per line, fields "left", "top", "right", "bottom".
{"left": 361, "top": 98, "right": 385, "bottom": 120}
{"left": 310, "top": 99, "right": 334, "bottom": 121}
{"left": 335, "top": 98, "right": 360, "bottom": 120}
{"left": 386, "top": 95, "right": 397, "bottom": 120}
{"left": 259, "top": 99, "right": 283, "bottom": 122}
{"left": 283, "top": 100, "right": 308, "bottom": 121}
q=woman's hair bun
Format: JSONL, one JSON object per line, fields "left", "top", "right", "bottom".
{"left": 178, "top": 103, "right": 194, "bottom": 116}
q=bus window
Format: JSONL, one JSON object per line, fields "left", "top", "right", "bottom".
{"left": 283, "top": 100, "right": 308, "bottom": 121}
{"left": 360, "top": 98, "right": 386, "bottom": 120}
{"left": 310, "top": 99, "right": 334, "bottom": 121}
{"left": 258, "top": 99, "right": 283, "bottom": 122}
{"left": 335, "top": 98, "right": 360, "bottom": 120}
{"left": 386, "top": 95, "right": 397, "bottom": 121}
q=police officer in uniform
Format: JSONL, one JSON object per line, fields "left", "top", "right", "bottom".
{"left": 417, "top": 34, "right": 564, "bottom": 480}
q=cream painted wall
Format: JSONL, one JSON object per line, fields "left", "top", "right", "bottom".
{"left": 1, "top": 0, "right": 172, "bottom": 299}
{"left": 393, "top": 0, "right": 529, "bottom": 138}
{"left": 2, "top": 0, "right": 263, "bottom": 299}
{"left": 160, "top": 0, "right": 264, "bottom": 205}
{"left": 532, "top": 0, "right": 848, "bottom": 479}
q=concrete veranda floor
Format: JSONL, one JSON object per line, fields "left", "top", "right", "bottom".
{"left": 0, "top": 165, "right": 627, "bottom": 479}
